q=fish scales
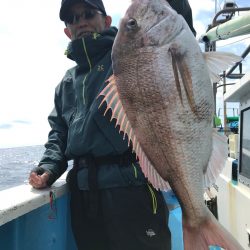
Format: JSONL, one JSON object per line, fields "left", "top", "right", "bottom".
{"left": 116, "top": 43, "right": 213, "bottom": 223}
{"left": 99, "top": 0, "right": 243, "bottom": 249}
{"left": 115, "top": 32, "right": 211, "bottom": 182}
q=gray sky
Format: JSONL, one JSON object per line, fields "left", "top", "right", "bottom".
{"left": 0, "top": 0, "right": 249, "bottom": 148}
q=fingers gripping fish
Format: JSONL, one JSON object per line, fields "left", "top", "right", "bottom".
{"left": 98, "top": 0, "right": 242, "bottom": 249}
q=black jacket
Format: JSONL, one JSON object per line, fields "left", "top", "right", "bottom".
{"left": 38, "top": 27, "right": 147, "bottom": 188}
{"left": 168, "top": 0, "right": 196, "bottom": 36}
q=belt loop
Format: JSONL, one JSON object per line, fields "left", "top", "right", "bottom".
{"left": 87, "top": 156, "right": 98, "bottom": 191}
{"left": 120, "top": 149, "right": 130, "bottom": 166}
{"left": 73, "top": 158, "right": 79, "bottom": 169}
{"left": 67, "top": 158, "right": 80, "bottom": 192}
{"left": 87, "top": 156, "right": 99, "bottom": 219}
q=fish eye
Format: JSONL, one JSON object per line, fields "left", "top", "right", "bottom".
{"left": 126, "top": 18, "right": 138, "bottom": 30}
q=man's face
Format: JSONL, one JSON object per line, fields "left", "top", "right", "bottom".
{"left": 65, "top": 3, "right": 111, "bottom": 40}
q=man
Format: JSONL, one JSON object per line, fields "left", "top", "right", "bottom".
{"left": 29, "top": 0, "right": 196, "bottom": 249}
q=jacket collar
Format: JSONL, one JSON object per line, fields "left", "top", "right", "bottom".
{"left": 65, "top": 27, "right": 117, "bottom": 71}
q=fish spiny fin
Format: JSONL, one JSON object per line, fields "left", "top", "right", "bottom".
{"left": 203, "top": 51, "right": 242, "bottom": 83}
{"left": 170, "top": 49, "right": 198, "bottom": 115}
{"left": 135, "top": 141, "right": 170, "bottom": 190}
{"left": 203, "top": 130, "right": 228, "bottom": 187}
{"left": 98, "top": 75, "right": 170, "bottom": 191}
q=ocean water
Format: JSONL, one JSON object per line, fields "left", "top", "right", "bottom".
{"left": 0, "top": 145, "right": 45, "bottom": 191}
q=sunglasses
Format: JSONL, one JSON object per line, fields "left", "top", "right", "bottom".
{"left": 65, "top": 9, "right": 104, "bottom": 25}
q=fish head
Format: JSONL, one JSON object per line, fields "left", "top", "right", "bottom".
{"left": 112, "top": 0, "right": 184, "bottom": 58}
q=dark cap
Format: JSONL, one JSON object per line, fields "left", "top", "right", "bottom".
{"left": 60, "top": 0, "right": 107, "bottom": 21}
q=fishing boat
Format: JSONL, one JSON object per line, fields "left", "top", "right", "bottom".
{"left": 200, "top": 2, "right": 250, "bottom": 249}
{"left": 0, "top": 2, "right": 250, "bottom": 250}
{"left": 0, "top": 171, "right": 184, "bottom": 250}
{"left": 216, "top": 71, "right": 250, "bottom": 249}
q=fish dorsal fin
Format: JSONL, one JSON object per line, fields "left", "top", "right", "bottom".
{"left": 98, "top": 75, "right": 170, "bottom": 190}
{"left": 203, "top": 130, "right": 228, "bottom": 188}
{"left": 203, "top": 51, "right": 242, "bottom": 83}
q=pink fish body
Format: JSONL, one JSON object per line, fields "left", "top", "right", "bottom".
{"left": 99, "top": 0, "right": 242, "bottom": 249}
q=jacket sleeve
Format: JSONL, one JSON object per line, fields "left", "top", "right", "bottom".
{"left": 38, "top": 83, "right": 69, "bottom": 185}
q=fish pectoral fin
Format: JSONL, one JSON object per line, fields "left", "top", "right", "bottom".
{"left": 170, "top": 49, "right": 198, "bottom": 114}
{"left": 170, "top": 49, "right": 184, "bottom": 106}
{"left": 98, "top": 75, "right": 170, "bottom": 191}
{"left": 203, "top": 51, "right": 242, "bottom": 83}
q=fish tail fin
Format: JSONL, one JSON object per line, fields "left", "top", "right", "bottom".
{"left": 183, "top": 215, "right": 243, "bottom": 250}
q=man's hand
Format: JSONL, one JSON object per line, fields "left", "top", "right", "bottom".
{"left": 29, "top": 171, "right": 50, "bottom": 189}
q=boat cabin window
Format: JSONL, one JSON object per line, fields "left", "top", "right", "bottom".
{"left": 239, "top": 107, "right": 250, "bottom": 183}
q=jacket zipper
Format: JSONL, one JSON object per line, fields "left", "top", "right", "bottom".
{"left": 82, "top": 38, "right": 92, "bottom": 105}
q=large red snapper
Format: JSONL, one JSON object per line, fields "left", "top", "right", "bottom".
{"left": 99, "top": 0, "right": 242, "bottom": 249}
